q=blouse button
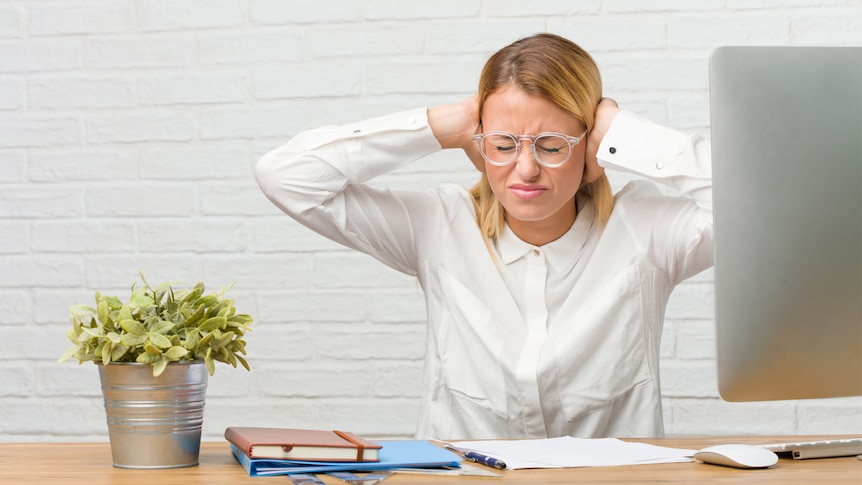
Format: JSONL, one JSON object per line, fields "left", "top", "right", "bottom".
{"left": 407, "top": 116, "right": 416, "bottom": 125}
{"left": 656, "top": 161, "right": 664, "bottom": 170}
{"left": 532, "top": 249, "right": 540, "bottom": 257}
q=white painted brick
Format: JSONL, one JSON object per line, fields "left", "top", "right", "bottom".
{"left": 607, "top": 0, "right": 723, "bottom": 12}
{"left": 601, "top": 56, "right": 708, "bottom": 93}
{"left": 259, "top": 364, "right": 371, "bottom": 397}
{"left": 484, "top": 0, "right": 598, "bottom": 16}
{"left": 257, "top": 291, "right": 366, "bottom": 323}
{"left": 252, "top": 216, "right": 347, "bottom": 253}
{"left": 137, "top": 0, "right": 246, "bottom": 32}
{"left": 253, "top": 63, "right": 363, "bottom": 100}
{"left": 427, "top": 20, "right": 546, "bottom": 55}
{"left": 242, "top": 326, "right": 315, "bottom": 361}
{"left": 29, "top": 3, "right": 134, "bottom": 36}
{"left": 138, "top": 219, "right": 247, "bottom": 253}
{"left": 28, "top": 77, "right": 135, "bottom": 109}
{"left": 252, "top": 0, "right": 362, "bottom": 24}
{"left": 369, "top": 289, "right": 426, "bottom": 324}
{"left": 139, "top": 143, "right": 252, "bottom": 181}
{"left": 308, "top": 24, "right": 424, "bottom": 58}
{"left": 85, "top": 185, "right": 196, "bottom": 216}
{"left": 0, "top": 8, "right": 23, "bottom": 38}
{"left": 0, "top": 289, "right": 29, "bottom": 325}
{"left": 86, "top": 111, "right": 197, "bottom": 144}
{"left": 3, "top": 323, "right": 72, "bottom": 361}
{"left": 85, "top": 36, "right": 194, "bottom": 69}
{"left": 199, "top": 106, "right": 310, "bottom": 140}
{"left": 0, "top": 152, "right": 26, "bottom": 182}
{"left": 314, "top": 253, "right": 414, "bottom": 289}
{"left": 83, "top": 255, "right": 201, "bottom": 289}
{"left": 0, "top": 257, "right": 83, "bottom": 288}
{"left": 34, "top": 288, "right": 94, "bottom": 325}
{"left": 728, "top": 0, "right": 846, "bottom": 8}
{"left": 34, "top": 363, "right": 101, "bottom": 398}
{"left": 668, "top": 94, "right": 711, "bottom": 130}
{"left": 0, "top": 39, "right": 80, "bottom": 73}
{"left": 316, "top": 327, "right": 425, "bottom": 360}
{"left": 318, "top": 398, "right": 419, "bottom": 437}
{"left": 665, "top": 282, "right": 714, "bottom": 320}
{"left": 138, "top": 74, "right": 247, "bottom": 106}
{"left": 203, "top": 399, "right": 317, "bottom": 437}
{"left": 0, "top": 116, "right": 81, "bottom": 148}
{"left": 29, "top": 149, "right": 136, "bottom": 182}
{"left": 366, "top": 60, "right": 478, "bottom": 95}
{"left": 797, "top": 397, "right": 862, "bottom": 434}
{"left": 197, "top": 31, "right": 306, "bottom": 65}
{"left": 0, "top": 221, "right": 28, "bottom": 254}
{"left": 0, "top": 397, "right": 106, "bottom": 435}
{"left": 791, "top": 14, "right": 862, "bottom": 45}
{"left": 660, "top": 361, "right": 718, "bottom": 398}
{"left": 0, "top": 79, "right": 21, "bottom": 110}
{"left": 31, "top": 220, "right": 136, "bottom": 253}
{"left": 0, "top": 364, "right": 30, "bottom": 396}
{"left": 372, "top": 361, "right": 423, "bottom": 397}
{"left": 668, "top": 14, "right": 791, "bottom": 48}
{"left": 668, "top": 398, "right": 798, "bottom": 435}
{"left": 200, "top": 183, "right": 278, "bottom": 216}
{"left": 202, "top": 364, "right": 255, "bottom": 398}
{"left": 0, "top": 186, "right": 83, "bottom": 218}
{"left": 549, "top": 16, "right": 668, "bottom": 53}
{"left": 672, "top": 320, "right": 716, "bottom": 360}
{"left": 201, "top": 252, "right": 312, "bottom": 290}
{"left": 367, "top": 1, "right": 481, "bottom": 20}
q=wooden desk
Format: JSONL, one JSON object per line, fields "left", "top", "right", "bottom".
{"left": 1, "top": 436, "right": 859, "bottom": 484}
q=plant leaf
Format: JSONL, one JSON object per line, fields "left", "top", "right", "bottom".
{"left": 147, "top": 332, "right": 172, "bottom": 349}
{"left": 119, "top": 319, "right": 147, "bottom": 335}
{"left": 198, "top": 316, "right": 226, "bottom": 332}
{"left": 152, "top": 356, "right": 169, "bottom": 377}
{"left": 120, "top": 333, "right": 147, "bottom": 346}
{"left": 164, "top": 346, "right": 189, "bottom": 360}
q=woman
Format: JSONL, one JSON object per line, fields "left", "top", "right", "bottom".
{"left": 255, "top": 33, "right": 712, "bottom": 440}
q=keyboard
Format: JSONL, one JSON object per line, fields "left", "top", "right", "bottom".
{"left": 759, "top": 438, "right": 862, "bottom": 459}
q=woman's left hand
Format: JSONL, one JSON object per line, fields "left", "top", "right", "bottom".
{"left": 584, "top": 97, "right": 621, "bottom": 183}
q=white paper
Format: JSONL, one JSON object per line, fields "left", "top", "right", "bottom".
{"left": 450, "top": 437, "right": 696, "bottom": 469}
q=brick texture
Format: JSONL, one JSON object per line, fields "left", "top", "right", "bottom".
{"left": 2, "top": 0, "right": 861, "bottom": 443}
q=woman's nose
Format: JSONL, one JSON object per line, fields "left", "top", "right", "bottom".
{"left": 515, "top": 143, "right": 541, "bottom": 179}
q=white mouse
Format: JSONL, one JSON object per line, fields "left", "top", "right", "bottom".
{"left": 694, "top": 444, "right": 779, "bottom": 469}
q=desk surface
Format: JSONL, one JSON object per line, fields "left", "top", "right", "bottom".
{"left": 1, "top": 436, "right": 859, "bottom": 484}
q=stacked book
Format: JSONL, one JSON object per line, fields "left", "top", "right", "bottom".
{"left": 225, "top": 427, "right": 462, "bottom": 477}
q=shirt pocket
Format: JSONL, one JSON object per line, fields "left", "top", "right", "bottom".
{"left": 555, "top": 263, "right": 652, "bottom": 421}
{"left": 434, "top": 268, "right": 509, "bottom": 419}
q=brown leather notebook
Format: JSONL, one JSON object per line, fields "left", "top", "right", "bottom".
{"left": 224, "top": 427, "right": 382, "bottom": 461}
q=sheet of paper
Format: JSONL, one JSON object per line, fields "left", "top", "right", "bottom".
{"left": 450, "top": 437, "right": 696, "bottom": 469}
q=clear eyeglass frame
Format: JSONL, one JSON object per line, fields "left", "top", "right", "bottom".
{"left": 471, "top": 130, "right": 588, "bottom": 168}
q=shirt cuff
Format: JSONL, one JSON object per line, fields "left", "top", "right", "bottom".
{"left": 596, "top": 110, "right": 692, "bottom": 178}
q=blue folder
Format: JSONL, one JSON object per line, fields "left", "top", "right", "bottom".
{"left": 231, "top": 439, "right": 462, "bottom": 476}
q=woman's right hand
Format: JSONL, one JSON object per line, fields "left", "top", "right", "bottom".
{"left": 428, "top": 95, "right": 486, "bottom": 172}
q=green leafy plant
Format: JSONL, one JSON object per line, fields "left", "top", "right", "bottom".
{"left": 59, "top": 271, "right": 253, "bottom": 377}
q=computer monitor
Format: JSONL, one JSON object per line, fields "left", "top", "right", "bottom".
{"left": 709, "top": 45, "right": 862, "bottom": 402}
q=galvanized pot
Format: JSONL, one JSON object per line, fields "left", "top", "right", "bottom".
{"left": 97, "top": 361, "right": 208, "bottom": 469}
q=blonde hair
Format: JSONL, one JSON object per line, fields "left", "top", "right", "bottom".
{"left": 470, "top": 33, "right": 614, "bottom": 243}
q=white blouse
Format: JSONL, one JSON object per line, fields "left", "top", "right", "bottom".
{"left": 255, "top": 108, "right": 713, "bottom": 440}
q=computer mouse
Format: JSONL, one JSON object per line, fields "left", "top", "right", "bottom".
{"left": 694, "top": 444, "right": 779, "bottom": 469}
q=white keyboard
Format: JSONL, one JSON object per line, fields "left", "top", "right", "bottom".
{"left": 759, "top": 438, "right": 862, "bottom": 459}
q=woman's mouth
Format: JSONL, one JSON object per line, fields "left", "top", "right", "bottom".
{"left": 509, "top": 184, "right": 548, "bottom": 200}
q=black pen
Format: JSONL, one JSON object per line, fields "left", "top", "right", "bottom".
{"left": 464, "top": 451, "right": 507, "bottom": 469}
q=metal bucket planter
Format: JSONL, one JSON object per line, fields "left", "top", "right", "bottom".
{"left": 98, "top": 361, "right": 208, "bottom": 469}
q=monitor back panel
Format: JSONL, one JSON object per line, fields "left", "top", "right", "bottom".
{"left": 710, "top": 46, "right": 862, "bottom": 401}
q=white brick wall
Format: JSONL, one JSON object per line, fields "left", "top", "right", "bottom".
{"left": 2, "top": 1, "right": 860, "bottom": 443}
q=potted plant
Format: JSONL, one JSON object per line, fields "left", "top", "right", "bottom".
{"left": 59, "top": 271, "right": 253, "bottom": 469}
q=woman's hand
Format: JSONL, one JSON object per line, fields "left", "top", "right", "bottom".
{"left": 428, "top": 95, "right": 485, "bottom": 172}
{"left": 584, "top": 97, "right": 621, "bottom": 183}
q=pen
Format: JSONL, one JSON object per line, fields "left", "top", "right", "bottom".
{"left": 464, "top": 451, "right": 507, "bottom": 469}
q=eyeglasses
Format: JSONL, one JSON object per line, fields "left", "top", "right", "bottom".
{"left": 471, "top": 130, "right": 588, "bottom": 168}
